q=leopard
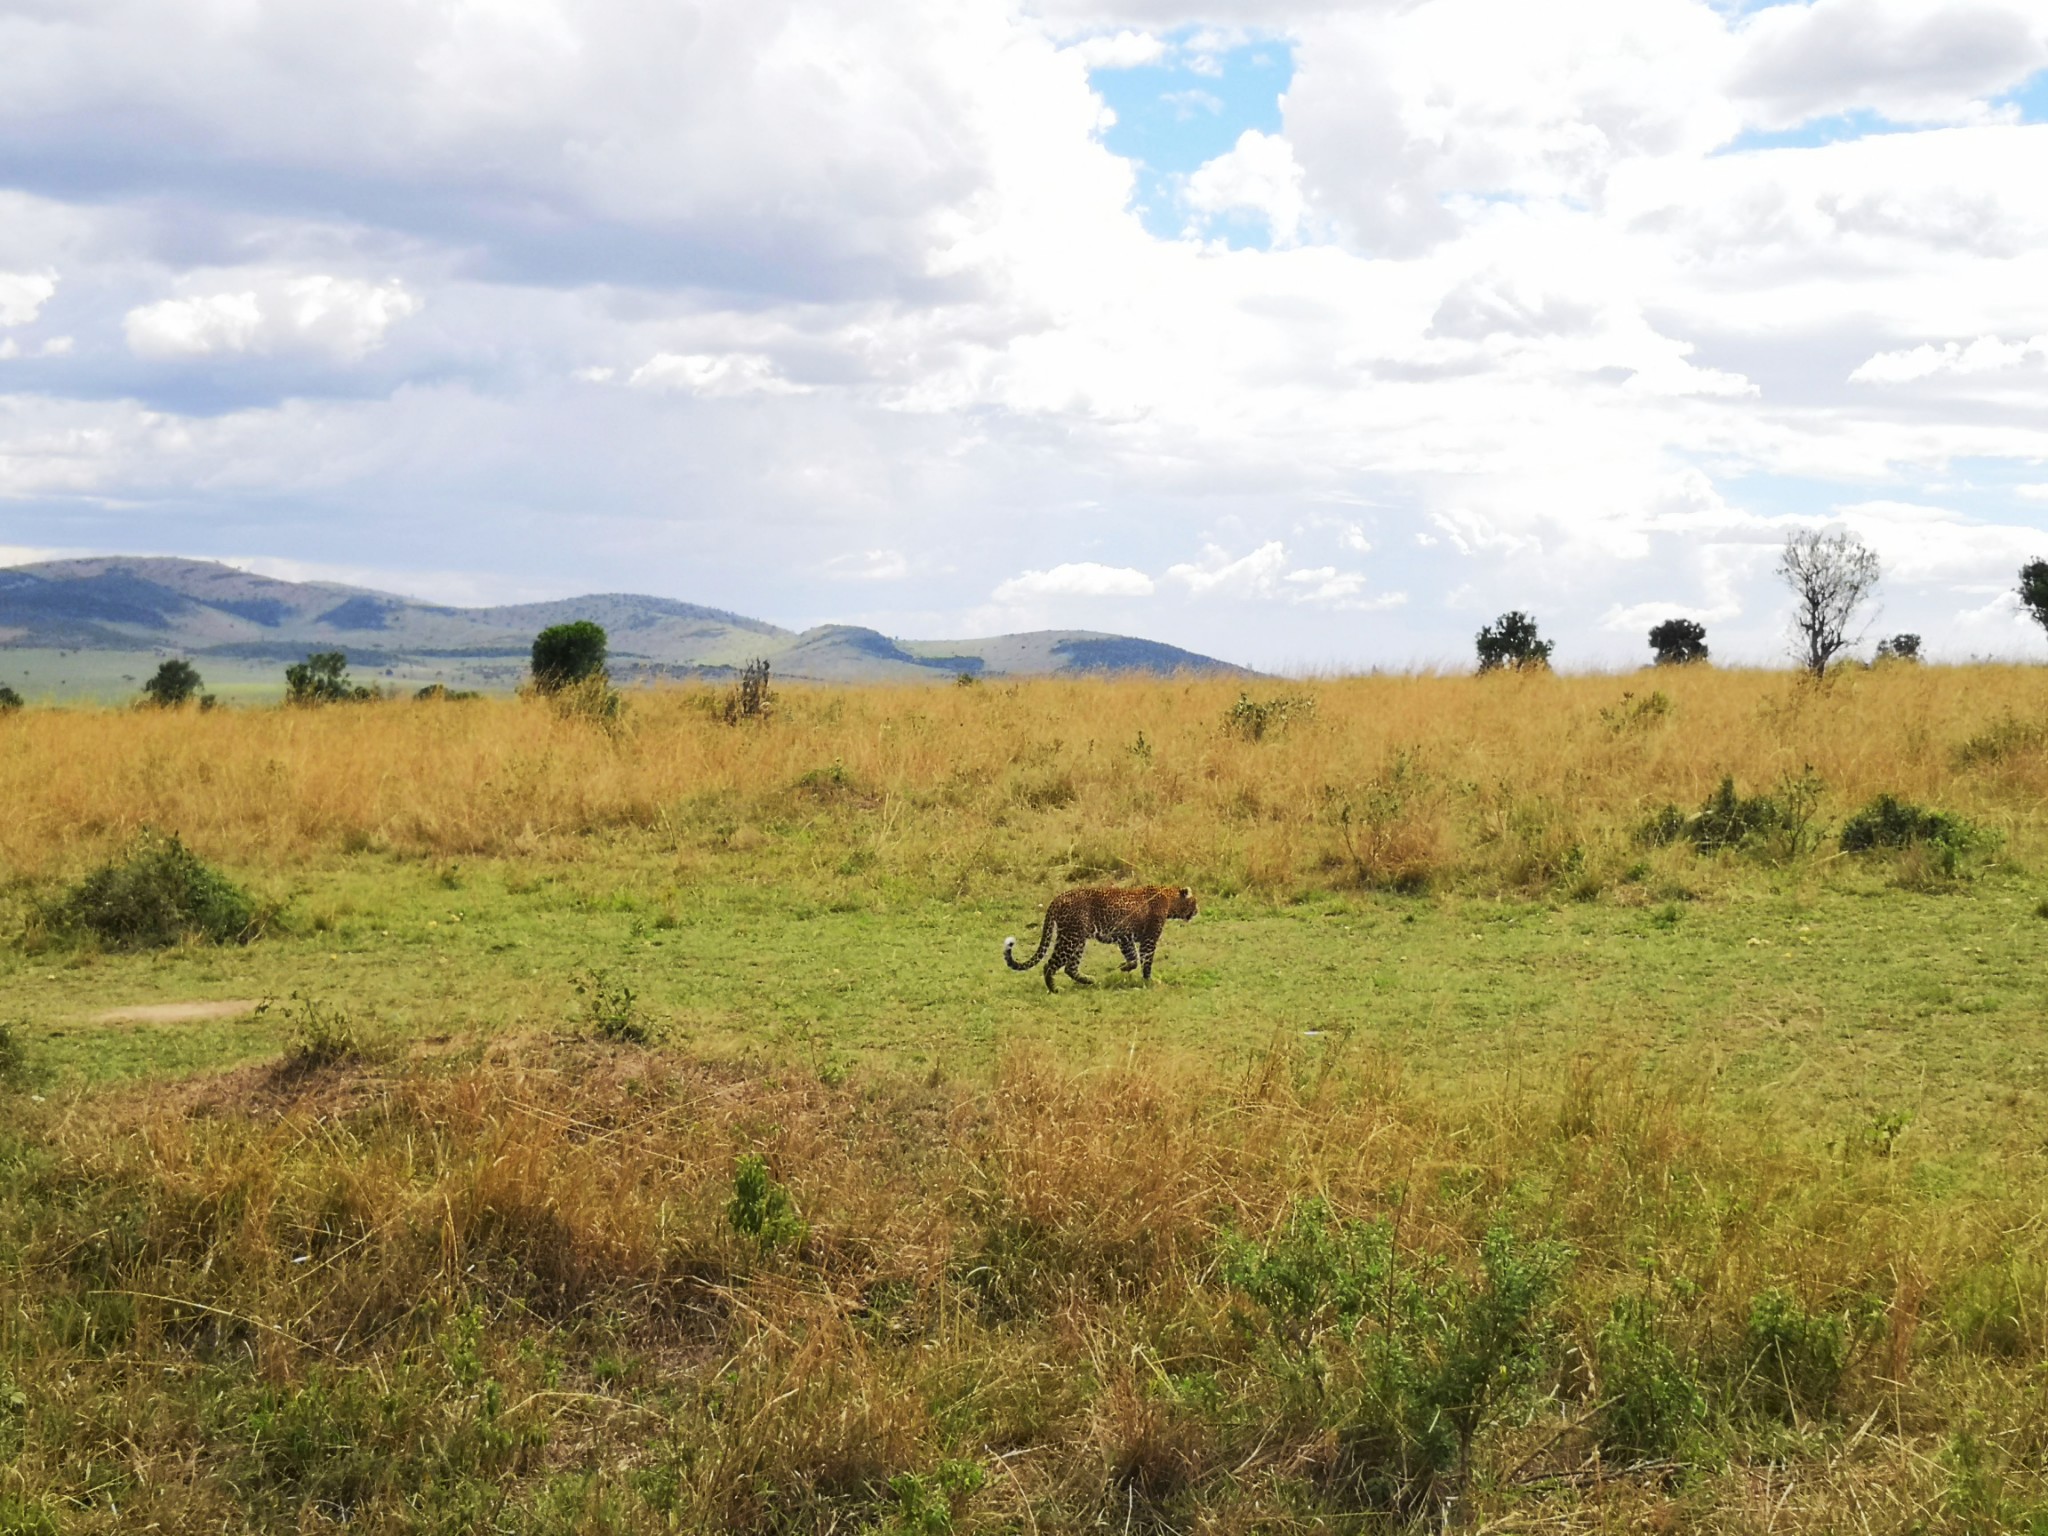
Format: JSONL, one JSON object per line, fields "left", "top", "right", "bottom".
{"left": 1003, "top": 884, "right": 1197, "bottom": 992}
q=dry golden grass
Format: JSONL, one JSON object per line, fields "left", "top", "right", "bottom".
{"left": 5, "top": 665, "right": 2047, "bottom": 896}
{"left": 5, "top": 1035, "right": 2047, "bottom": 1532}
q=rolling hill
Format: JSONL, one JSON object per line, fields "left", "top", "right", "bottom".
{"left": 0, "top": 557, "right": 1246, "bottom": 698}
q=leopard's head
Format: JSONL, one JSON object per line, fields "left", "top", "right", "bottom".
{"left": 1169, "top": 886, "right": 1197, "bottom": 920}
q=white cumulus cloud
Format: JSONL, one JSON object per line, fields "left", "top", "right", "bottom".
{"left": 1184, "top": 129, "right": 1308, "bottom": 245}
{"left": 992, "top": 562, "right": 1156, "bottom": 600}
{"left": 627, "top": 352, "right": 809, "bottom": 397}
{"left": 1166, "top": 542, "right": 1289, "bottom": 598}
{"left": 124, "top": 277, "right": 419, "bottom": 360}
{"left": 1067, "top": 30, "right": 1166, "bottom": 70}
{"left": 1850, "top": 335, "right": 2048, "bottom": 383}
{"left": 0, "top": 272, "right": 56, "bottom": 328}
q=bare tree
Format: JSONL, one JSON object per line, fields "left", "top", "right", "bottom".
{"left": 1778, "top": 529, "right": 1879, "bottom": 676}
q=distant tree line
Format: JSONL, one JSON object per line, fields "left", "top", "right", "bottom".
{"left": 1475, "top": 532, "right": 2048, "bottom": 675}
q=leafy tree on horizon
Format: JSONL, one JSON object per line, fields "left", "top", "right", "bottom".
{"left": 2020, "top": 559, "right": 2048, "bottom": 643}
{"left": 1476, "top": 611, "right": 1554, "bottom": 673}
{"left": 531, "top": 621, "right": 609, "bottom": 693}
{"left": 141, "top": 658, "right": 203, "bottom": 707}
{"left": 1875, "top": 633, "right": 1921, "bottom": 664}
{"left": 285, "top": 651, "right": 373, "bottom": 705}
{"left": 1648, "top": 618, "right": 1709, "bottom": 666}
{"left": 0, "top": 683, "right": 21, "bottom": 712}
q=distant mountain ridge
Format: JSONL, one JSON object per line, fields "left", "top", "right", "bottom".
{"left": 0, "top": 557, "right": 1245, "bottom": 690}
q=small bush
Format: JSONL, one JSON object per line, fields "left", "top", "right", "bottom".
{"left": 51, "top": 829, "right": 259, "bottom": 949}
{"left": 573, "top": 967, "right": 651, "bottom": 1043}
{"left": 284, "top": 651, "right": 374, "bottom": 705}
{"left": 727, "top": 1153, "right": 805, "bottom": 1248}
{"left": 414, "top": 683, "right": 480, "bottom": 701}
{"left": 1840, "top": 793, "right": 1976, "bottom": 855}
{"left": 1954, "top": 714, "right": 2048, "bottom": 768}
{"left": 1594, "top": 1296, "right": 1703, "bottom": 1461}
{"left": 0, "top": 684, "right": 22, "bottom": 712}
{"left": 721, "top": 658, "right": 772, "bottom": 724}
{"left": 1642, "top": 772, "right": 1821, "bottom": 859}
{"left": 141, "top": 658, "right": 203, "bottom": 707}
{"left": 1737, "top": 1288, "right": 1850, "bottom": 1422}
{"left": 1223, "top": 691, "right": 1316, "bottom": 741}
{"left": 267, "top": 993, "right": 384, "bottom": 1071}
{"left": 1874, "top": 633, "right": 1921, "bottom": 664}
{"left": 530, "top": 620, "right": 608, "bottom": 693}
{"left": 1600, "top": 690, "right": 1671, "bottom": 733}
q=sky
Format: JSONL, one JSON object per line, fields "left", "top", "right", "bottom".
{"left": 2, "top": 0, "right": 2047, "bottom": 672}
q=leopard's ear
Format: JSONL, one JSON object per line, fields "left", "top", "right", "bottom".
{"left": 1179, "top": 887, "right": 1191, "bottom": 899}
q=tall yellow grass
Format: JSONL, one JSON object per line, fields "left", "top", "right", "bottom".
{"left": 4, "top": 666, "right": 2046, "bottom": 893}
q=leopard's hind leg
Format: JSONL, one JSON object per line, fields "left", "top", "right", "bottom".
{"left": 1117, "top": 936, "right": 1141, "bottom": 972}
{"left": 1051, "top": 926, "right": 1093, "bottom": 989}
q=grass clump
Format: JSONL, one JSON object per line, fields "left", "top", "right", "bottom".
{"left": 1222, "top": 690, "right": 1315, "bottom": 741}
{"left": 1593, "top": 1295, "right": 1705, "bottom": 1461}
{"left": 0, "top": 1020, "right": 31, "bottom": 1089}
{"left": 1954, "top": 713, "right": 2048, "bottom": 769}
{"left": 268, "top": 992, "right": 385, "bottom": 1071}
{"left": 1735, "top": 1288, "right": 1853, "bottom": 1423}
{"left": 50, "top": 829, "right": 259, "bottom": 949}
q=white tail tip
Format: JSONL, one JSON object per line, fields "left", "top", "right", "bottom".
{"left": 1003, "top": 936, "right": 1016, "bottom": 952}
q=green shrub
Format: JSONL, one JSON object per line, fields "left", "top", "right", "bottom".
{"left": 284, "top": 651, "right": 374, "bottom": 705}
{"left": 572, "top": 968, "right": 650, "bottom": 1043}
{"left": 1840, "top": 793, "right": 1975, "bottom": 854}
{"left": 414, "top": 683, "right": 480, "bottom": 701}
{"left": 1737, "top": 1288, "right": 1850, "bottom": 1422}
{"left": 1642, "top": 772, "right": 1821, "bottom": 858}
{"left": 140, "top": 657, "right": 203, "bottom": 707}
{"left": 51, "top": 829, "right": 258, "bottom": 949}
{"left": 0, "top": 684, "right": 22, "bottom": 713}
{"left": 727, "top": 1153, "right": 805, "bottom": 1248}
{"left": 1221, "top": 1203, "right": 1571, "bottom": 1513}
{"left": 1593, "top": 1296, "right": 1703, "bottom": 1460}
{"left": 530, "top": 621, "right": 608, "bottom": 693}
{"left": 1874, "top": 633, "right": 1921, "bottom": 664}
{"left": 1222, "top": 691, "right": 1316, "bottom": 741}
{"left": 878, "top": 1461, "right": 985, "bottom": 1536}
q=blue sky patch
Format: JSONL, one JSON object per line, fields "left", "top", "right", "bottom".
{"left": 1720, "top": 108, "right": 1919, "bottom": 154}
{"left": 1090, "top": 30, "right": 1294, "bottom": 241}
{"left": 1996, "top": 67, "right": 2048, "bottom": 123}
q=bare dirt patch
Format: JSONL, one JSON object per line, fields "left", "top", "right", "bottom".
{"left": 91, "top": 999, "right": 264, "bottom": 1025}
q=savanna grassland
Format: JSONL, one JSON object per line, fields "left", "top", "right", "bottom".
{"left": 4, "top": 666, "right": 2048, "bottom": 1534}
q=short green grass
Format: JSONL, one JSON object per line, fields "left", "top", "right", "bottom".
{"left": 8, "top": 849, "right": 2046, "bottom": 1170}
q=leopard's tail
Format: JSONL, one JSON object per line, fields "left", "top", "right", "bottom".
{"left": 1005, "top": 910, "right": 1054, "bottom": 970}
